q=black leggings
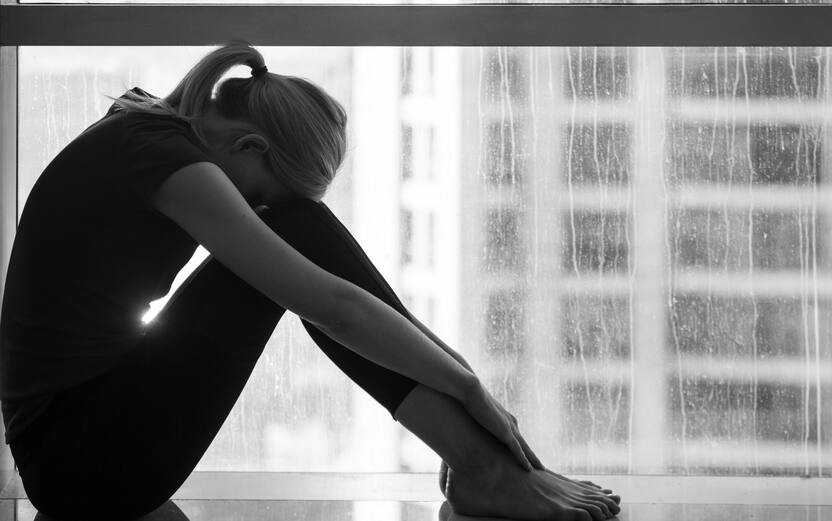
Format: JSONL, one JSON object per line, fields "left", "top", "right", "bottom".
{"left": 9, "top": 199, "right": 421, "bottom": 521}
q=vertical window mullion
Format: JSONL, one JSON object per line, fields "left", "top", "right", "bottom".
{"left": 630, "top": 47, "right": 669, "bottom": 473}
{"left": 0, "top": 43, "right": 18, "bottom": 471}
{"left": 0, "top": 45, "right": 17, "bottom": 312}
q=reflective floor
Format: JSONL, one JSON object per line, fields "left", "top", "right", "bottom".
{"left": 1, "top": 499, "right": 831, "bottom": 521}
{"left": 1, "top": 473, "right": 830, "bottom": 521}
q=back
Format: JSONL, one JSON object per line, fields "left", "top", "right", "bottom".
{"left": 0, "top": 88, "right": 214, "bottom": 443}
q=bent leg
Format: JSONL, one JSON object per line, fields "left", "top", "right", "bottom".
{"left": 19, "top": 199, "right": 422, "bottom": 520}
{"left": 19, "top": 242, "right": 290, "bottom": 520}
{"left": 256, "top": 202, "right": 621, "bottom": 521}
{"left": 255, "top": 200, "right": 420, "bottom": 417}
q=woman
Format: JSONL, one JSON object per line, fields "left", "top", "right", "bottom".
{"left": 0, "top": 41, "right": 620, "bottom": 521}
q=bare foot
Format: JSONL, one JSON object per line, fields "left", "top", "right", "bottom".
{"left": 437, "top": 460, "right": 620, "bottom": 512}
{"left": 439, "top": 500, "right": 515, "bottom": 521}
{"left": 439, "top": 459, "right": 620, "bottom": 521}
{"left": 543, "top": 469, "right": 619, "bottom": 503}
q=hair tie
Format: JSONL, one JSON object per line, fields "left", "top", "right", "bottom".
{"left": 251, "top": 64, "right": 268, "bottom": 78}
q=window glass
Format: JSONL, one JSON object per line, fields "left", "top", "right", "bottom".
{"left": 401, "top": 124, "right": 414, "bottom": 180}
{"left": 18, "top": 46, "right": 832, "bottom": 476}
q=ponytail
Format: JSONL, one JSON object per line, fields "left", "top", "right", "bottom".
{"left": 166, "top": 40, "right": 264, "bottom": 117}
{"left": 106, "top": 40, "right": 347, "bottom": 201}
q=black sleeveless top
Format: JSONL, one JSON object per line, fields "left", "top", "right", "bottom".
{"left": 0, "top": 88, "right": 215, "bottom": 444}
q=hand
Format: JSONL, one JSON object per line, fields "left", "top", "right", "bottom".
{"left": 461, "top": 381, "right": 545, "bottom": 472}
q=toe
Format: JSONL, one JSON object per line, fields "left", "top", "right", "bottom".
{"left": 590, "top": 493, "right": 618, "bottom": 514}
{"left": 566, "top": 507, "right": 592, "bottom": 521}
{"left": 577, "top": 502, "right": 606, "bottom": 521}
{"left": 603, "top": 496, "right": 621, "bottom": 515}
{"left": 590, "top": 497, "right": 612, "bottom": 519}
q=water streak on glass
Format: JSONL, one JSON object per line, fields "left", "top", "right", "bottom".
{"left": 16, "top": 45, "right": 832, "bottom": 476}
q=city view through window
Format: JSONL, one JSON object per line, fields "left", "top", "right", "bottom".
{"left": 17, "top": 46, "right": 832, "bottom": 477}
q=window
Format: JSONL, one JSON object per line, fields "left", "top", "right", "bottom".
{"left": 484, "top": 119, "right": 525, "bottom": 186}
{"left": 4, "top": 6, "right": 831, "bottom": 479}
{"left": 482, "top": 47, "right": 527, "bottom": 103}
{"left": 563, "top": 122, "right": 630, "bottom": 186}
{"left": 667, "top": 122, "right": 822, "bottom": 185}
{"left": 562, "top": 295, "right": 630, "bottom": 359}
{"left": 401, "top": 47, "right": 413, "bottom": 96}
{"left": 401, "top": 123, "right": 414, "bottom": 181}
{"left": 670, "top": 209, "right": 829, "bottom": 271}
{"left": 484, "top": 207, "right": 522, "bottom": 272}
{"left": 667, "top": 47, "right": 822, "bottom": 99}
{"left": 400, "top": 208, "right": 413, "bottom": 266}
{"left": 562, "top": 211, "right": 629, "bottom": 274}
{"left": 485, "top": 289, "right": 525, "bottom": 356}
{"left": 564, "top": 47, "right": 631, "bottom": 100}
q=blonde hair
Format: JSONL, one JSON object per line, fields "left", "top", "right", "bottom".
{"left": 108, "top": 40, "right": 347, "bottom": 201}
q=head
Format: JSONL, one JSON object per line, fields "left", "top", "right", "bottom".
{"left": 110, "top": 40, "right": 348, "bottom": 206}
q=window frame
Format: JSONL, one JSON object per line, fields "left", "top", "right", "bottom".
{"left": 1, "top": 3, "right": 832, "bottom": 46}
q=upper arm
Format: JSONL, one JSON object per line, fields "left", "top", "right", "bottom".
{"left": 148, "top": 161, "right": 349, "bottom": 330}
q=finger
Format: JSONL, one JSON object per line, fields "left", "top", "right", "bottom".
{"left": 509, "top": 423, "right": 539, "bottom": 470}
{"left": 507, "top": 434, "right": 532, "bottom": 471}
{"left": 515, "top": 429, "right": 545, "bottom": 470}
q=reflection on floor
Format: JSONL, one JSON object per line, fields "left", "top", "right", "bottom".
{"left": 1, "top": 473, "right": 830, "bottom": 521}
{"left": 2, "top": 499, "right": 831, "bottom": 521}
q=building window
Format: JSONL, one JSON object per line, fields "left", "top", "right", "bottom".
{"left": 484, "top": 207, "right": 522, "bottom": 272}
{"left": 401, "top": 47, "right": 413, "bottom": 96}
{"left": 484, "top": 119, "right": 524, "bottom": 186}
{"left": 400, "top": 208, "right": 413, "bottom": 265}
{"left": 667, "top": 122, "right": 822, "bottom": 186}
{"left": 485, "top": 289, "right": 525, "bottom": 355}
{"left": 563, "top": 122, "right": 630, "bottom": 186}
{"left": 562, "top": 382, "right": 631, "bottom": 450}
{"left": 482, "top": 47, "right": 528, "bottom": 104}
{"left": 670, "top": 209, "right": 828, "bottom": 271}
{"left": 562, "top": 211, "right": 630, "bottom": 274}
{"left": 667, "top": 47, "right": 822, "bottom": 100}
{"left": 564, "top": 47, "right": 631, "bottom": 100}
{"left": 562, "top": 295, "right": 630, "bottom": 359}
{"left": 401, "top": 123, "right": 414, "bottom": 181}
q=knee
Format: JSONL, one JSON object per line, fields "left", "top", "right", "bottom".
{"left": 257, "top": 198, "right": 324, "bottom": 222}
{"left": 256, "top": 199, "right": 333, "bottom": 247}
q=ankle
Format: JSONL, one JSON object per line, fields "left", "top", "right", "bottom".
{"left": 451, "top": 436, "right": 512, "bottom": 475}
{"left": 395, "top": 383, "right": 507, "bottom": 474}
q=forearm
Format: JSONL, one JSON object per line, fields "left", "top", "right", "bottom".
{"left": 405, "top": 312, "right": 475, "bottom": 374}
{"left": 321, "top": 286, "right": 479, "bottom": 404}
